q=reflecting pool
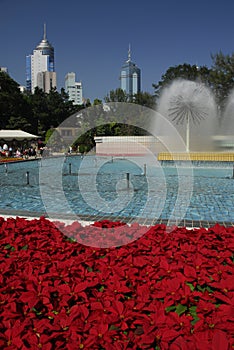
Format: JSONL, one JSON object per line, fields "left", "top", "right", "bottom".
{"left": 0, "top": 155, "right": 233, "bottom": 226}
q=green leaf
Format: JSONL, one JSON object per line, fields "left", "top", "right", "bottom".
{"left": 197, "top": 284, "right": 214, "bottom": 293}
{"left": 4, "top": 244, "right": 12, "bottom": 250}
{"left": 191, "top": 316, "right": 200, "bottom": 325}
{"left": 66, "top": 237, "right": 76, "bottom": 243}
{"left": 189, "top": 306, "right": 197, "bottom": 315}
{"left": 32, "top": 307, "right": 42, "bottom": 316}
{"left": 175, "top": 304, "right": 187, "bottom": 316}
{"left": 109, "top": 325, "right": 119, "bottom": 331}
{"left": 21, "top": 245, "right": 28, "bottom": 250}
{"left": 197, "top": 285, "right": 205, "bottom": 292}
{"left": 206, "top": 286, "right": 214, "bottom": 293}
{"left": 99, "top": 285, "right": 105, "bottom": 292}
{"left": 87, "top": 266, "right": 93, "bottom": 272}
{"left": 165, "top": 305, "right": 176, "bottom": 312}
{"left": 185, "top": 282, "right": 195, "bottom": 291}
{"left": 189, "top": 306, "right": 200, "bottom": 325}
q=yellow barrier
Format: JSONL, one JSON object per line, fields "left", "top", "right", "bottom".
{"left": 158, "top": 153, "right": 234, "bottom": 162}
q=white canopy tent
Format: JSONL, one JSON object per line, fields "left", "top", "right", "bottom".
{"left": 0, "top": 130, "right": 39, "bottom": 141}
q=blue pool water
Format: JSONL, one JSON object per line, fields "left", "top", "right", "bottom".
{"left": 0, "top": 155, "right": 233, "bottom": 225}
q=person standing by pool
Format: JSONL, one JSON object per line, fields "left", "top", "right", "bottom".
{"left": 8, "top": 146, "right": 13, "bottom": 157}
{"left": 2, "top": 143, "right": 8, "bottom": 156}
{"left": 15, "top": 149, "right": 22, "bottom": 157}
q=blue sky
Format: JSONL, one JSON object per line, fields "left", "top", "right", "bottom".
{"left": 1, "top": 0, "right": 234, "bottom": 102}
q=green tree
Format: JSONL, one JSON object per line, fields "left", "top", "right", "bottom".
{"left": 28, "top": 87, "right": 49, "bottom": 137}
{"left": 0, "top": 73, "right": 87, "bottom": 138}
{"left": 6, "top": 116, "right": 32, "bottom": 131}
{"left": 153, "top": 63, "right": 211, "bottom": 98}
{"left": 93, "top": 98, "right": 102, "bottom": 105}
{"left": 0, "top": 72, "right": 33, "bottom": 131}
{"left": 104, "top": 88, "right": 128, "bottom": 103}
{"left": 46, "top": 88, "right": 79, "bottom": 127}
{"left": 44, "top": 127, "right": 64, "bottom": 150}
{"left": 133, "top": 91, "right": 156, "bottom": 109}
{"left": 210, "top": 51, "right": 234, "bottom": 113}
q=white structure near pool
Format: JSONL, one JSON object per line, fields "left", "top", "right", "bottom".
{"left": 94, "top": 136, "right": 166, "bottom": 156}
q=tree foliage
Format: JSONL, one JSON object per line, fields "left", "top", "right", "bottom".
{"left": 153, "top": 64, "right": 211, "bottom": 98}
{"left": 104, "top": 88, "right": 156, "bottom": 109}
{"left": 210, "top": 51, "right": 234, "bottom": 109}
{"left": 0, "top": 72, "right": 32, "bottom": 131}
{"left": 153, "top": 52, "right": 234, "bottom": 115}
{"left": 0, "top": 72, "right": 84, "bottom": 137}
{"left": 104, "top": 88, "right": 128, "bottom": 103}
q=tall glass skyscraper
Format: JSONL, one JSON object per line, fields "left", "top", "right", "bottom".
{"left": 26, "top": 24, "right": 56, "bottom": 93}
{"left": 120, "top": 46, "right": 141, "bottom": 97}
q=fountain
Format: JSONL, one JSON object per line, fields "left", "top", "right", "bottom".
{"left": 156, "top": 78, "right": 234, "bottom": 162}
{"left": 0, "top": 92, "right": 233, "bottom": 247}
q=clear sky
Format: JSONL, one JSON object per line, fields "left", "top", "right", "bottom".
{"left": 1, "top": 0, "right": 234, "bottom": 102}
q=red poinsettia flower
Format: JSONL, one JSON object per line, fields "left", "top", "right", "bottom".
{"left": 0, "top": 320, "right": 25, "bottom": 349}
{"left": 0, "top": 217, "right": 234, "bottom": 349}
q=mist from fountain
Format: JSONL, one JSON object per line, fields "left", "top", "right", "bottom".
{"left": 221, "top": 90, "right": 234, "bottom": 136}
{"left": 156, "top": 79, "right": 218, "bottom": 152}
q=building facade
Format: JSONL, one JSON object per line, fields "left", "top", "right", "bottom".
{"left": 65, "top": 72, "right": 83, "bottom": 105}
{"left": 26, "top": 24, "right": 56, "bottom": 93}
{"left": 120, "top": 46, "right": 141, "bottom": 97}
{"left": 37, "top": 71, "right": 57, "bottom": 93}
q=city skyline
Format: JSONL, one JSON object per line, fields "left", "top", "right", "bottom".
{"left": 1, "top": 0, "right": 234, "bottom": 102}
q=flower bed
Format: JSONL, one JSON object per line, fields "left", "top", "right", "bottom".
{"left": 0, "top": 217, "right": 233, "bottom": 349}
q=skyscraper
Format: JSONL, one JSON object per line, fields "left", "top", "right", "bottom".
{"left": 26, "top": 24, "right": 56, "bottom": 93}
{"left": 65, "top": 72, "right": 83, "bottom": 105}
{"left": 120, "top": 45, "right": 141, "bottom": 97}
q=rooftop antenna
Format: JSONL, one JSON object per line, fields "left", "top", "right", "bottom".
{"left": 43, "top": 23, "right": 47, "bottom": 40}
{"left": 128, "top": 43, "right": 131, "bottom": 61}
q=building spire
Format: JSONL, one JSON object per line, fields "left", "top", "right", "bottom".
{"left": 43, "top": 23, "right": 46, "bottom": 40}
{"left": 128, "top": 43, "right": 131, "bottom": 61}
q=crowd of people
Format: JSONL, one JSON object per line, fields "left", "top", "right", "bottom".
{"left": 0, "top": 143, "right": 37, "bottom": 159}
{"left": 0, "top": 143, "right": 80, "bottom": 159}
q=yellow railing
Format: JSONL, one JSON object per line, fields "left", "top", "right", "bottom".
{"left": 158, "top": 152, "right": 234, "bottom": 162}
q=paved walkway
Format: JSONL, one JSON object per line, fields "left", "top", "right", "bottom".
{"left": 0, "top": 208, "right": 233, "bottom": 228}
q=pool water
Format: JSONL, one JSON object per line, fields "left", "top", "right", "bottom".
{"left": 0, "top": 155, "right": 233, "bottom": 225}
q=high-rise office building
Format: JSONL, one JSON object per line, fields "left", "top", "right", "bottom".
{"left": 120, "top": 45, "right": 141, "bottom": 97}
{"left": 26, "top": 24, "right": 56, "bottom": 93}
{"left": 37, "top": 71, "right": 57, "bottom": 93}
{"left": 65, "top": 72, "right": 83, "bottom": 105}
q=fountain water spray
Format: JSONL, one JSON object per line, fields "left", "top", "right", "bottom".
{"left": 157, "top": 79, "right": 217, "bottom": 152}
